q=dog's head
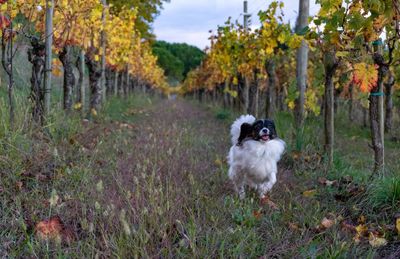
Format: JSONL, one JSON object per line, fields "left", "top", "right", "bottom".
{"left": 238, "top": 119, "right": 277, "bottom": 144}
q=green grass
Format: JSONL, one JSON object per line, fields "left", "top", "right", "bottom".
{"left": 368, "top": 176, "right": 400, "bottom": 209}
{"left": 1, "top": 92, "right": 399, "bottom": 258}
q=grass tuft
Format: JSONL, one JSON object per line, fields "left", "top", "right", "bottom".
{"left": 368, "top": 176, "right": 400, "bottom": 209}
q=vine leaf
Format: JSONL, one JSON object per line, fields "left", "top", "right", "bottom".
{"left": 352, "top": 63, "right": 378, "bottom": 93}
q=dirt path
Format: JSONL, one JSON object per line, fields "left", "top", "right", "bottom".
{"left": 83, "top": 98, "right": 311, "bottom": 257}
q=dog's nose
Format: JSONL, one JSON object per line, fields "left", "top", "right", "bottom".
{"left": 262, "top": 128, "right": 269, "bottom": 134}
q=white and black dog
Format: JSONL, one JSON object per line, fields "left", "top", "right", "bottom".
{"left": 227, "top": 115, "right": 285, "bottom": 199}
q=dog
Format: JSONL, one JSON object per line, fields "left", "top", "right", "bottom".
{"left": 227, "top": 115, "right": 285, "bottom": 199}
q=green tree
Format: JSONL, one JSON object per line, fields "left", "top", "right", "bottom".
{"left": 152, "top": 41, "right": 205, "bottom": 82}
{"left": 108, "top": 0, "right": 169, "bottom": 39}
{"left": 152, "top": 46, "right": 184, "bottom": 82}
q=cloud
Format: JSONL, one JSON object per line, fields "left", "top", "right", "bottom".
{"left": 154, "top": 0, "right": 319, "bottom": 49}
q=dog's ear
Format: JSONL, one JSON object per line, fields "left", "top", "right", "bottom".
{"left": 238, "top": 123, "right": 253, "bottom": 144}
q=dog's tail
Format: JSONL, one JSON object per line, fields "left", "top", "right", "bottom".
{"left": 230, "top": 115, "right": 256, "bottom": 145}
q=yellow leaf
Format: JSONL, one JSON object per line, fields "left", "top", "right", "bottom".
{"left": 74, "top": 102, "right": 82, "bottom": 110}
{"left": 355, "top": 224, "right": 368, "bottom": 236}
{"left": 288, "top": 100, "right": 295, "bottom": 110}
{"left": 214, "top": 158, "right": 223, "bottom": 167}
{"left": 91, "top": 108, "right": 98, "bottom": 117}
{"left": 396, "top": 218, "right": 400, "bottom": 235}
{"left": 94, "top": 55, "right": 100, "bottom": 62}
{"left": 368, "top": 233, "right": 387, "bottom": 248}
{"left": 232, "top": 77, "right": 238, "bottom": 85}
{"left": 303, "top": 189, "right": 317, "bottom": 197}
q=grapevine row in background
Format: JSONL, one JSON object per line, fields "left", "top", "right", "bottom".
{"left": 180, "top": 0, "right": 400, "bottom": 173}
{"left": 0, "top": 0, "right": 170, "bottom": 127}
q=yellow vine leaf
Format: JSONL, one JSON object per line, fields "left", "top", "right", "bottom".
{"left": 91, "top": 108, "right": 98, "bottom": 117}
{"left": 352, "top": 63, "right": 378, "bottom": 93}
{"left": 368, "top": 233, "right": 387, "bottom": 248}
{"left": 73, "top": 102, "right": 82, "bottom": 111}
{"left": 303, "top": 189, "right": 317, "bottom": 197}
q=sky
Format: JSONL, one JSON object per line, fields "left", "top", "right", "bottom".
{"left": 153, "top": 0, "right": 320, "bottom": 50}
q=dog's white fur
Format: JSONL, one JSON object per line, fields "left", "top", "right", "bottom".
{"left": 228, "top": 115, "right": 285, "bottom": 199}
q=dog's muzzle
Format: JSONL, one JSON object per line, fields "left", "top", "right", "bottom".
{"left": 260, "top": 128, "right": 270, "bottom": 141}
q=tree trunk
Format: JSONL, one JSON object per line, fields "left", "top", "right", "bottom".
{"left": 124, "top": 66, "right": 130, "bottom": 97}
{"left": 248, "top": 70, "right": 259, "bottom": 116}
{"left": 118, "top": 72, "right": 124, "bottom": 97}
{"left": 76, "top": 50, "right": 85, "bottom": 108}
{"left": 363, "top": 106, "right": 368, "bottom": 128}
{"left": 2, "top": 24, "right": 15, "bottom": 128}
{"left": 294, "top": 0, "right": 309, "bottom": 139}
{"left": 59, "top": 45, "right": 75, "bottom": 112}
{"left": 323, "top": 51, "right": 338, "bottom": 167}
{"left": 384, "top": 71, "right": 394, "bottom": 134}
{"left": 28, "top": 38, "right": 46, "bottom": 125}
{"left": 265, "top": 60, "right": 277, "bottom": 118}
{"left": 44, "top": 0, "right": 54, "bottom": 116}
{"left": 105, "top": 68, "right": 113, "bottom": 96}
{"left": 223, "top": 80, "right": 230, "bottom": 108}
{"left": 114, "top": 71, "right": 119, "bottom": 96}
{"left": 85, "top": 52, "right": 102, "bottom": 115}
{"left": 242, "top": 74, "right": 250, "bottom": 114}
{"left": 370, "top": 50, "right": 386, "bottom": 174}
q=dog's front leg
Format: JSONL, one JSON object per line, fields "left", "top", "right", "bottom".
{"left": 258, "top": 172, "right": 277, "bottom": 198}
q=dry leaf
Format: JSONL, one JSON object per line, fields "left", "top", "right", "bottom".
{"left": 321, "top": 217, "right": 335, "bottom": 229}
{"left": 260, "top": 196, "right": 279, "bottom": 210}
{"left": 288, "top": 222, "right": 300, "bottom": 231}
{"left": 396, "top": 217, "right": 400, "bottom": 235}
{"left": 253, "top": 210, "right": 262, "bottom": 220}
{"left": 35, "top": 216, "right": 63, "bottom": 242}
{"left": 35, "top": 216, "right": 75, "bottom": 244}
{"left": 355, "top": 224, "right": 368, "bottom": 237}
{"left": 368, "top": 233, "right": 387, "bottom": 248}
{"left": 341, "top": 219, "right": 356, "bottom": 232}
{"left": 318, "top": 177, "right": 337, "bottom": 187}
{"left": 303, "top": 189, "right": 317, "bottom": 197}
{"left": 15, "top": 181, "right": 23, "bottom": 191}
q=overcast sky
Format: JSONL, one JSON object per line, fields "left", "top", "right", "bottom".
{"left": 153, "top": 0, "right": 320, "bottom": 50}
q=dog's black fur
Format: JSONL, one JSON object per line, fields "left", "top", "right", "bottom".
{"left": 237, "top": 119, "right": 277, "bottom": 145}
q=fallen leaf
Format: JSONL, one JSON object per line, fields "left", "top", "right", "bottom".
{"left": 15, "top": 181, "right": 23, "bottom": 191}
{"left": 288, "top": 222, "right": 300, "bottom": 231}
{"left": 358, "top": 215, "right": 366, "bottom": 224}
{"left": 321, "top": 217, "right": 335, "bottom": 229}
{"left": 396, "top": 217, "right": 400, "bottom": 235}
{"left": 318, "top": 177, "right": 337, "bottom": 187}
{"left": 355, "top": 224, "right": 368, "bottom": 237}
{"left": 260, "top": 196, "right": 279, "bottom": 210}
{"left": 214, "top": 158, "right": 223, "bottom": 166}
{"left": 35, "top": 216, "right": 75, "bottom": 244}
{"left": 341, "top": 219, "right": 356, "bottom": 232}
{"left": 253, "top": 210, "right": 262, "bottom": 220}
{"left": 368, "top": 233, "right": 387, "bottom": 248}
{"left": 303, "top": 189, "right": 317, "bottom": 197}
{"left": 35, "top": 216, "right": 63, "bottom": 242}
{"left": 291, "top": 151, "right": 302, "bottom": 160}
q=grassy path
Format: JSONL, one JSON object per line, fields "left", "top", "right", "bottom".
{"left": 1, "top": 96, "right": 398, "bottom": 258}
